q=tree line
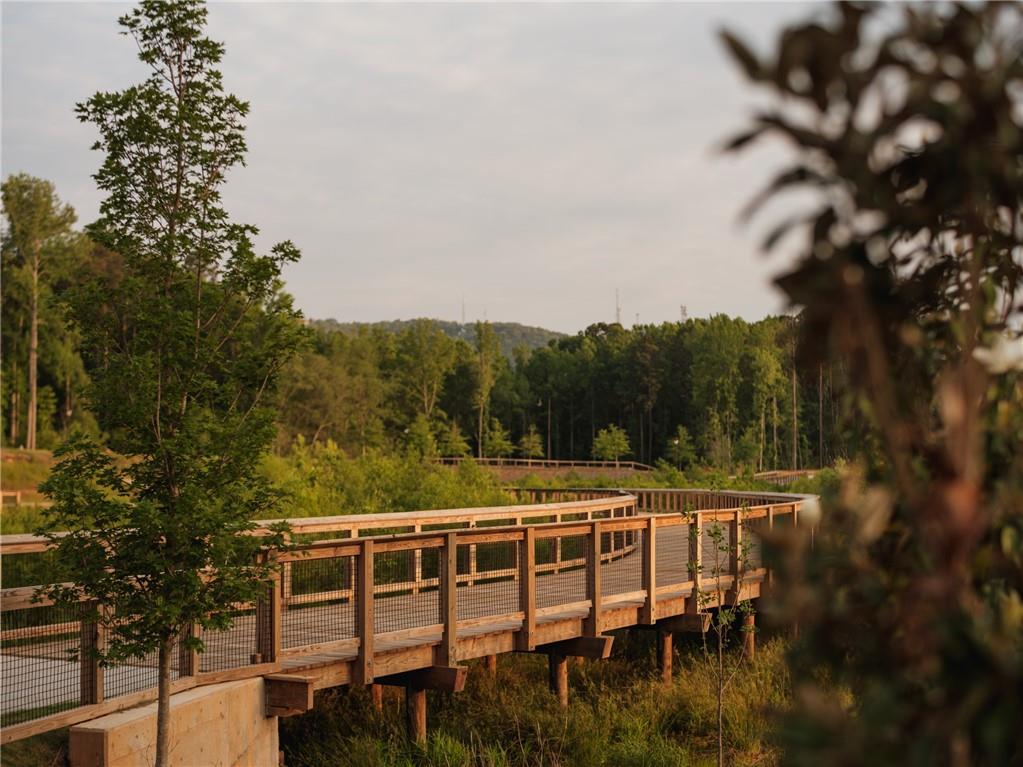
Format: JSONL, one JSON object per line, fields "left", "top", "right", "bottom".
{"left": 1, "top": 185, "right": 847, "bottom": 475}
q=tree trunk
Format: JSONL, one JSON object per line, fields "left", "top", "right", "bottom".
{"left": 155, "top": 635, "right": 173, "bottom": 767}
{"left": 477, "top": 405, "right": 484, "bottom": 459}
{"left": 790, "top": 364, "right": 798, "bottom": 470}
{"left": 772, "top": 396, "right": 779, "bottom": 470}
{"left": 546, "top": 397, "right": 552, "bottom": 460}
{"left": 759, "top": 402, "right": 765, "bottom": 472}
{"left": 26, "top": 244, "right": 39, "bottom": 450}
{"left": 717, "top": 626, "right": 724, "bottom": 767}
{"left": 818, "top": 364, "right": 824, "bottom": 467}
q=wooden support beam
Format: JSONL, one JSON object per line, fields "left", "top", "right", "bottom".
{"left": 371, "top": 683, "right": 383, "bottom": 711}
{"left": 376, "top": 665, "right": 467, "bottom": 694}
{"left": 484, "top": 654, "right": 497, "bottom": 677}
{"left": 585, "top": 521, "right": 602, "bottom": 635}
{"left": 516, "top": 527, "right": 536, "bottom": 651}
{"left": 548, "top": 654, "right": 569, "bottom": 708}
{"left": 535, "top": 635, "right": 613, "bottom": 660}
{"left": 656, "top": 613, "right": 711, "bottom": 633}
{"left": 355, "top": 539, "right": 375, "bottom": 684}
{"left": 406, "top": 686, "right": 427, "bottom": 744}
{"left": 743, "top": 612, "right": 756, "bottom": 659}
{"left": 265, "top": 674, "right": 314, "bottom": 717}
{"left": 657, "top": 631, "right": 672, "bottom": 685}
{"left": 640, "top": 516, "right": 656, "bottom": 624}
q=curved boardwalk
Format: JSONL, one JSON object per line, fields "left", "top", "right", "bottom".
{"left": 0, "top": 487, "right": 809, "bottom": 744}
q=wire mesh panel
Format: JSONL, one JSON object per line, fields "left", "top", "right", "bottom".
{"left": 282, "top": 555, "right": 357, "bottom": 650}
{"left": 200, "top": 607, "right": 259, "bottom": 672}
{"left": 656, "top": 522, "right": 690, "bottom": 588}
{"left": 105, "top": 633, "right": 183, "bottom": 700}
{"left": 700, "top": 519, "right": 734, "bottom": 581}
{"left": 374, "top": 547, "right": 442, "bottom": 634}
{"left": 535, "top": 534, "right": 587, "bottom": 610}
{"left": 602, "top": 527, "right": 643, "bottom": 597}
{"left": 1, "top": 550, "right": 60, "bottom": 589}
{"left": 744, "top": 515, "right": 768, "bottom": 570}
{"left": 456, "top": 540, "right": 518, "bottom": 622}
{"left": 0, "top": 602, "right": 84, "bottom": 726}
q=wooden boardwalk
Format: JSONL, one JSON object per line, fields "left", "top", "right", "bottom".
{"left": 0, "top": 487, "right": 804, "bottom": 744}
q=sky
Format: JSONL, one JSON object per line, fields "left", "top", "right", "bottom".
{"left": 2, "top": 1, "right": 823, "bottom": 334}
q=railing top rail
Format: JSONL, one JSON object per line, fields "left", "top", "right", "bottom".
{"left": 434, "top": 457, "right": 655, "bottom": 471}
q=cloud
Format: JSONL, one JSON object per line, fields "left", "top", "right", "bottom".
{"left": 3, "top": 1, "right": 815, "bottom": 333}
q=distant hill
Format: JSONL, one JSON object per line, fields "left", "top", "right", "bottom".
{"left": 309, "top": 318, "right": 565, "bottom": 357}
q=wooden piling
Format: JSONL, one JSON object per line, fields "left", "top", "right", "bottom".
{"left": 406, "top": 686, "right": 427, "bottom": 744}
{"left": 657, "top": 631, "right": 673, "bottom": 685}
{"left": 548, "top": 654, "right": 569, "bottom": 708}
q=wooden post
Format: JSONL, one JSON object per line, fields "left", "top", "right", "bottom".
{"left": 517, "top": 527, "right": 536, "bottom": 651}
{"left": 468, "top": 521, "right": 477, "bottom": 587}
{"left": 371, "top": 683, "right": 384, "bottom": 711}
{"left": 548, "top": 654, "right": 569, "bottom": 707}
{"left": 484, "top": 654, "right": 497, "bottom": 677}
{"left": 255, "top": 555, "right": 282, "bottom": 664}
{"left": 728, "top": 509, "right": 743, "bottom": 604}
{"left": 441, "top": 532, "right": 458, "bottom": 666}
{"left": 657, "top": 630, "right": 673, "bottom": 685}
{"left": 355, "top": 540, "right": 375, "bottom": 684}
{"left": 686, "top": 515, "right": 703, "bottom": 614}
{"left": 766, "top": 506, "right": 775, "bottom": 590}
{"left": 412, "top": 524, "right": 422, "bottom": 595}
{"left": 641, "top": 516, "right": 656, "bottom": 624}
{"left": 585, "top": 521, "right": 602, "bottom": 636}
{"left": 80, "top": 603, "right": 104, "bottom": 704}
{"left": 178, "top": 622, "right": 199, "bottom": 677}
{"left": 743, "top": 613, "right": 756, "bottom": 659}
{"left": 406, "top": 686, "right": 427, "bottom": 744}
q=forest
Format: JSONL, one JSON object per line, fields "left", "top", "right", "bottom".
{"left": 1, "top": 199, "right": 839, "bottom": 476}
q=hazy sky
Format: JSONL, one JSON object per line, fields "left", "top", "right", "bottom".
{"left": 2, "top": 1, "right": 822, "bottom": 333}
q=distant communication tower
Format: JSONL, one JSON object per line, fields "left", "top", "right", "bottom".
{"left": 615, "top": 289, "right": 621, "bottom": 325}
{"left": 680, "top": 304, "right": 688, "bottom": 322}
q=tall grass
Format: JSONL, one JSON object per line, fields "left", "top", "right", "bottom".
{"left": 281, "top": 634, "right": 791, "bottom": 767}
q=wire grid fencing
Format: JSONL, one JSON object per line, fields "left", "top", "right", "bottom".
{"left": 0, "top": 601, "right": 84, "bottom": 727}
{"left": 656, "top": 521, "right": 691, "bottom": 589}
{"left": 535, "top": 533, "right": 588, "bottom": 610}
{"left": 744, "top": 514, "right": 768, "bottom": 570}
{"left": 200, "top": 606, "right": 260, "bottom": 672}
{"left": 104, "top": 634, "right": 184, "bottom": 700}
{"left": 282, "top": 555, "right": 357, "bottom": 651}
{"left": 700, "top": 518, "right": 734, "bottom": 583}
{"left": 455, "top": 539, "right": 519, "bottom": 622}
{"left": 374, "top": 546, "right": 442, "bottom": 634}
{"left": 602, "top": 525, "right": 643, "bottom": 597}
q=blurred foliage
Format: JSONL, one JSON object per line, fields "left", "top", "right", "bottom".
{"left": 724, "top": 2, "right": 1023, "bottom": 765}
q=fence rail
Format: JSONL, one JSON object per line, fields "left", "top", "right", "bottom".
{"left": 434, "top": 457, "right": 654, "bottom": 472}
{"left": 0, "top": 487, "right": 812, "bottom": 743}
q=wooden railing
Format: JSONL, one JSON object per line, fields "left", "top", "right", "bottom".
{"left": 434, "top": 457, "right": 654, "bottom": 472}
{"left": 0, "top": 487, "right": 812, "bottom": 743}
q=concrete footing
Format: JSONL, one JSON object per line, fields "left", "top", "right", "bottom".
{"left": 69, "top": 678, "right": 277, "bottom": 767}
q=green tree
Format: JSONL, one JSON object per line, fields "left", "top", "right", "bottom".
{"left": 40, "top": 3, "right": 302, "bottom": 764}
{"left": 725, "top": 3, "right": 1023, "bottom": 763}
{"left": 395, "top": 319, "right": 456, "bottom": 422}
{"left": 517, "top": 424, "right": 545, "bottom": 460}
{"left": 483, "top": 417, "right": 514, "bottom": 458}
{"left": 666, "top": 425, "right": 695, "bottom": 470}
{"left": 592, "top": 424, "right": 630, "bottom": 467}
{"left": 437, "top": 419, "right": 471, "bottom": 458}
{"left": 405, "top": 413, "right": 438, "bottom": 459}
{"left": 471, "top": 321, "right": 500, "bottom": 458}
{"left": 1, "top": 175, "right": 78, "bottom": 449}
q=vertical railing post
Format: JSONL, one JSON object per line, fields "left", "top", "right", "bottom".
{"left": 767, "top": 506, "right": 775, "bottom": 589}
{"left": 255, "top": 552, "right": 282, "bottom": 665}
{"left": 641, "top": 517, "right": 656, "bottom": 624}
{"left": 516, "top": 527, "right": 536, "bottom": 651}
{"left": 585, "top": 520, "right": 602, "bottom": 636}
{"left": 441, "top": 532, "right": 458, "bottom": 665}
{"left": 178, "top": 621, "right": 199, "bottom": 678}
{"left": 468, "top": 522, "right": 478, "bottom": 587}
{"left": 412, "top": 525, "right": 423, "bottom": 595}
{"left": 355, "top": 540, "right": 375, "bottom": 684}
{"left": 80, "top": 601, "right": 104, "bottom": 704}
{"left": 686, "top": 515, "right": 703, "bottom": 614}
{"left": 728, "top": 508, "right": 743, "bottom": 604}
